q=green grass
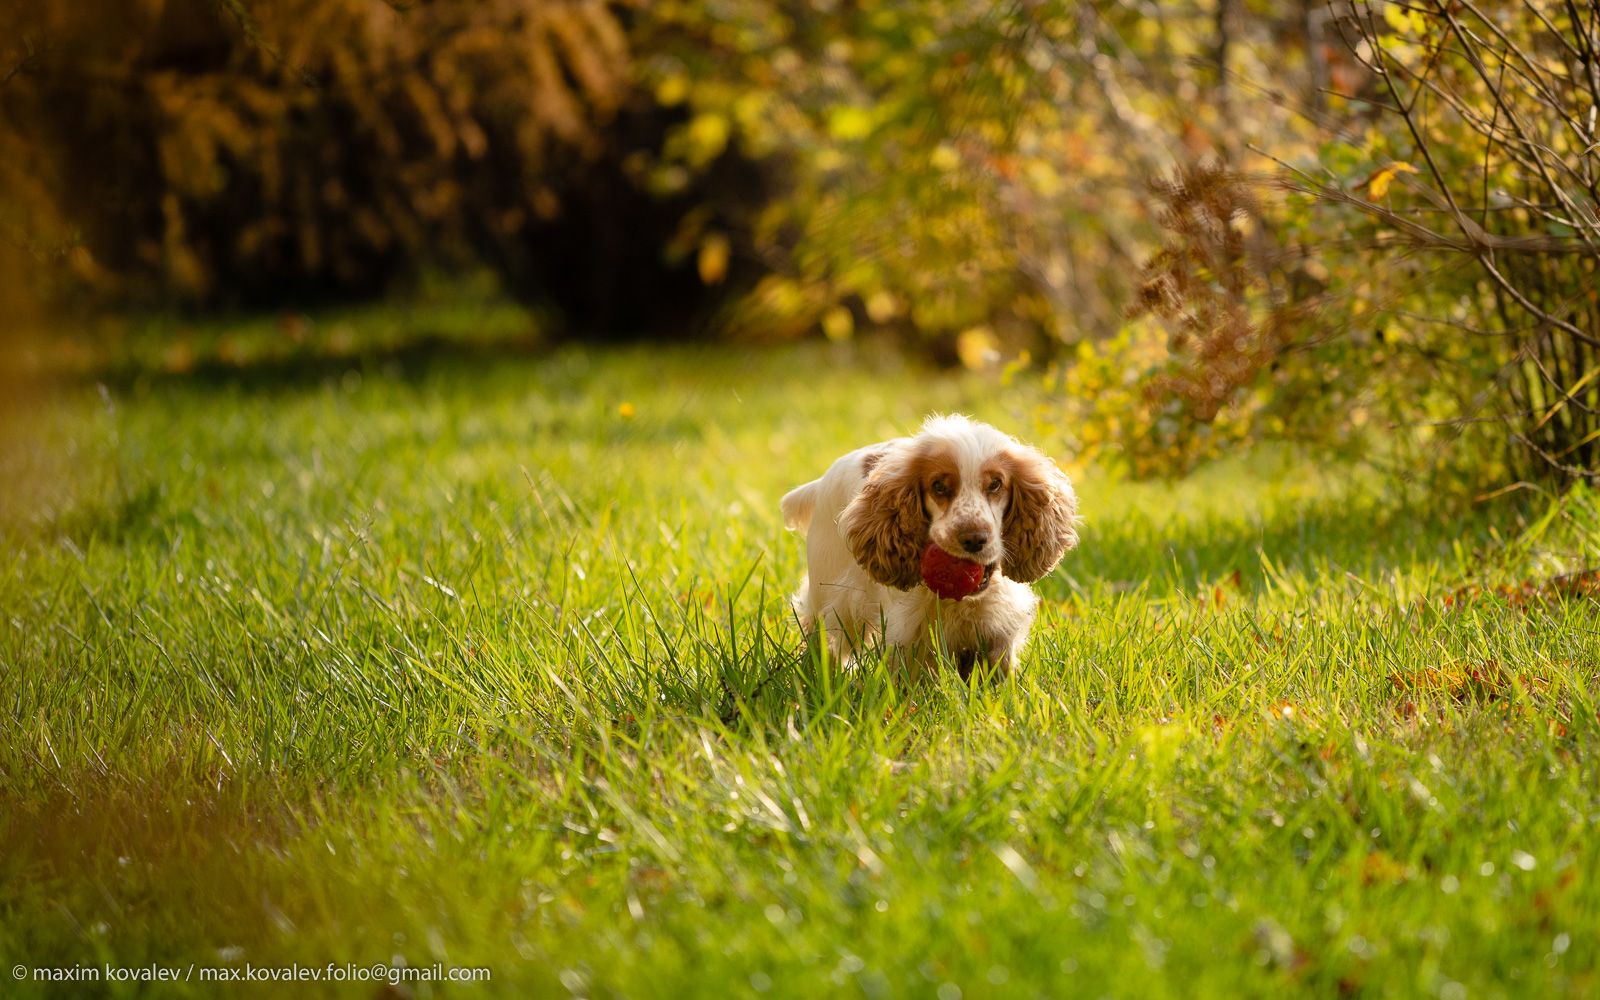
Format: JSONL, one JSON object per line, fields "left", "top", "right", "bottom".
{"left": 2, "top": 325, "right": 1599, "bottom": 998}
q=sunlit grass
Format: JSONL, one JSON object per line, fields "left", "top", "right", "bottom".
{"left": 2, "top": 329, "right": 1598, "bottom": 997}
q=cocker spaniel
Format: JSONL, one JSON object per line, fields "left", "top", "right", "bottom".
{"left": 781, "top": 414, "right": 1079, "bottom": 679}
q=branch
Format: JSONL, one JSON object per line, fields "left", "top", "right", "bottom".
{"left": 1282, "top": 176, "right": 1600, "bottom": 257}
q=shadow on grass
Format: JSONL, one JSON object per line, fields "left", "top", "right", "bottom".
{"left": 1057, "top": 492, "right": 1507, "bottom": 598}
{"left": 82, "top": 329, "right": 550, "bottom": 394}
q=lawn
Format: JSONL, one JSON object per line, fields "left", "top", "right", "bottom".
{"left": 2, "top": 323, "right": 1598, "bottom": 998}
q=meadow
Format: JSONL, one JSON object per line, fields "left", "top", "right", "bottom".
{"left": 2, "top": 320, "right": 1598, "bottom": 998}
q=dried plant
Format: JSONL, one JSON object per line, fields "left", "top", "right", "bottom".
{"left": 1130, "top": 162, "right": 1300, "bottom": 423}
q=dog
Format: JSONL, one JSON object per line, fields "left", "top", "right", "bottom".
{"left": 781, "top": 414, "right": 1079, "bottom": 678}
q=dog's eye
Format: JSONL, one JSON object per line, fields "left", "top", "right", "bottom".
{"left": 987, "top": 477, "right": 1003, "bottom": 494}
{"left": 930, "top": 480, "right": 948, "bottom": 496}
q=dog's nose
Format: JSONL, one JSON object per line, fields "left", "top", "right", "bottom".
{"left": 959, "top": 532, "right": 989, "bottom": 554}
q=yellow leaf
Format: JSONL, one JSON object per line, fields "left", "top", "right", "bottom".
{"left": 685, "top": 113, "right": 730, "bottom": 165}
{"left": 732, "top": 92, "right": 767, "bottom": 129}
{"left": 813, "top": 148, "right": 847, "bottom": 172}
{"left": 821, "top": 306, "right": 854, "bottom": 341}
{"left": 865, "top": 290, "right": 900, "bottom": 324}
{"left": 654, "top": 74, "right": 689, "bottom": 107}
{"left": 1381, "top": 5, "right": 1427, "bottom": 35}
{"left": 754, "top": 275, "right": 806, "bottom": 316}
{"left": 1367, "top": 161, "right": 1418, "bottom": 199}
{"left": 1025, "top": 159, "right": 1062, "bottom": 197}
{"left": 697, "top": 234, "right": 730, "bottom": 285}
{"left": 956, "top": 326, "right": 999, "bottom": 370}
{"left": 826, "top": 106, "right": 874, "bottom": 141}
{"left": 1000, "top": 349, "right": 1032, "bottom": 386}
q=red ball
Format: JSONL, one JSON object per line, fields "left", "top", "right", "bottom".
{"left": 920, "top": 543, "right": 985, "bottom": 600}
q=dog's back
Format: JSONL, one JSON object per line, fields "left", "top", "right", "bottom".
{"left": 779, "top": 479, "right": 821, "bottom": 535}
{"left": 780, "top": 442, "right": 899, "bottom": 645}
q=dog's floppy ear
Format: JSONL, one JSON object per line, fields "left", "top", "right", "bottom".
{"left": 1000, "top": 446, "right": 1079, "bottom": 583}
{"left": 841, "top": 445, "right": 926, "bottom": 590}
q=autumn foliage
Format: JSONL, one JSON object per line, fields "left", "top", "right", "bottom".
{"left": 2, "top": 0, "right": 649, "bottom": 308}
{"left": 4, "top": 0, "right": 1597, "bottom": 486}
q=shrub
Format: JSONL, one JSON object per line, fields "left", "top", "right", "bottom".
{"left": 1, "top": 0, "right": 666, "bottom": 315}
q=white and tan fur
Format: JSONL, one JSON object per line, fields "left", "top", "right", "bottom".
{"left": 781, "top": 414, "right": 1079, "bottom": 679}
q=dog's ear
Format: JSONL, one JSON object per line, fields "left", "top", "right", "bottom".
{"left": 1000, "top": 447, "right": 1079, "bottom": 583}
{"left": 841, "top": 445, "right": 927, "bottom": 590}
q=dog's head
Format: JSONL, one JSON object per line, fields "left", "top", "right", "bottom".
{"left": 841, "top": 416, "right": 1079, "bottom": 590}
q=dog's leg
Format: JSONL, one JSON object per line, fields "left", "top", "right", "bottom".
{"left": 955, "top": 636, "right": 1014, "bottom": 681}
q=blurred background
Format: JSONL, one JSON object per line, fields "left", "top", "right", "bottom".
{"left": 2, "top": 0, "right": 1596, "bottom": 489}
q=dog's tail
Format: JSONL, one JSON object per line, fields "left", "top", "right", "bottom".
{"left": 780, "top": 479, "right": 821, "bottom": 535}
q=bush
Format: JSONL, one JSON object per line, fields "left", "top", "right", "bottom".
{"left": 1293, "top": 0, "right": 1600, "bottom": 486}
{"left": 7, "top": 0, "right": 1593, "bottom": 488}
{"left": 1048, "top": 3, "right": 1599, "bottom": 488}
{"left": 0, "top": 0, "right": 747, "bottom": 332}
